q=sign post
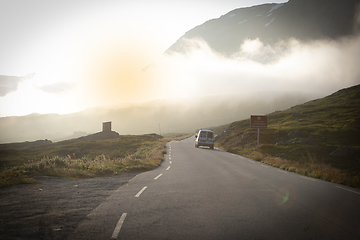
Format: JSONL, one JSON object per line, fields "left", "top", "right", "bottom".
{"left": 251, "top": 115, "right": 268, "bottom": 146}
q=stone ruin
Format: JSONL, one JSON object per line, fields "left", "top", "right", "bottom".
{"left": 103, "top": 122, "right": 111, "bottom": 132}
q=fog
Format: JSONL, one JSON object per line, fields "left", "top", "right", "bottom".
{"left": 1, "top": 35, "right": 360, "bottom": 143}
{"left": 148, "top": 35, "right": 360, "bottom": 99}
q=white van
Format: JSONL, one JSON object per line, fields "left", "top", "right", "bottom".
{"left": 195, "top": 129, "right": 214, "bottom": 149}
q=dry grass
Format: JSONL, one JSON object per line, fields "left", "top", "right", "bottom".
{"left": 215, "top": 85, "right": 360, "bottom": 189}
{"left": 247, "top": 151, "right": 360, "bottom": 188}
{"left": 0, "top": 138, "right": 168, "bottom": 188}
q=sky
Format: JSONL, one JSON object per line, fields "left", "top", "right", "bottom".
{"left": 1, "top": 0, "right": 359, "bottom": 118}
{"left": 0, "top": 0, "right": 289, "bottom": 117}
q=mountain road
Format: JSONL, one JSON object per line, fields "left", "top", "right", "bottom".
{"left": 69, "top": 137, "right": 360, "bottom": 240}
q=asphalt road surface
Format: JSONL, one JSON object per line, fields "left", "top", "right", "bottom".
{"left": 0, "top": 173, "right": 139, "bottom": 240}
{"left": 68, "top": 137, "right": 360, "bottom": 240}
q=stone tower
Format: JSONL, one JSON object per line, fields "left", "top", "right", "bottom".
{"left": 102, "top": 122, "right": 111, "bottom": 132}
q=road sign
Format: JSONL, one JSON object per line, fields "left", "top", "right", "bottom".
{"left": 251, "top": 115, "right": 268, "bottom": 129}
{"left": 251, "top": 115, "right": 267, "bottom": 146}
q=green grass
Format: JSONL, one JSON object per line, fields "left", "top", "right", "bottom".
{"left": 216, "top": 84, "right": 360, "bottom": 188}
{"left": 0, "top": 134, "right": 171, "bottom": 188}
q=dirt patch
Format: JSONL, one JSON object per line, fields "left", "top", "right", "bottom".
{"left": 0, "top": 173, "right": 138, "bottom": 240}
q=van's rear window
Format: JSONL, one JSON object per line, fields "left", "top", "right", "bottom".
{"left": 200, "top": 131, "right": 213, "bottom": 138}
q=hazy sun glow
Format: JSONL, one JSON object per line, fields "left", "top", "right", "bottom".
{"left": 1, "top": 0, "right": 359, "bottom": 119}
{"left": 0, "top": 13, "right": 172, "bottom": 116}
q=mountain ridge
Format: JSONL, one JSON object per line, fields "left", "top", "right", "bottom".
{"left": 166, "top": 0, "right": 359, "bottom": 57}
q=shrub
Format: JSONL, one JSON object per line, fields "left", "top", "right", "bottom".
{"left": 54, "top": 157, "right": 66, "bottom": 167}
{"left": 288, "top": 167, "right": 296, "bottom": 172}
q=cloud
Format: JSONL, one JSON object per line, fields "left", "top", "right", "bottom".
{"left": 37, "top": 82, "right": 75, "bottom": 94}
{"left": 0, "top": 73, "right": 35, "bottom": 97}
{"left": 153, "top": 35, "right": 360, "bottom": 99}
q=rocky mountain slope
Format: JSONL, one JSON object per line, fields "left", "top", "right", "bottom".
{"left": 166, "top": 0, "right": 359, "bottom": 57}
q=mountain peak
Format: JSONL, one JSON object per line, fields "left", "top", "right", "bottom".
{"left": 166, "top": 0, "right": 359, "bottom": 57}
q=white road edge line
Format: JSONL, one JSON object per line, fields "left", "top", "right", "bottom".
{"left": 300, "top": 176, "right": 316, "bottom": 182}
{"left": 170, "top": 161, "right": 172, "bottom": 164}
{"left": 249, "top": 160, "right": 256, "bottom": 163}
{"left": 154, "top": 174, "right": 163, "bottom": 179}
{"left": 260, "top": 165, "right": 269, "bottom": 168}
{"left": 111, "top": 213, "right": 127, "bottom": 239}
{"left": 166, "top": 166, "right": 171, "bottom": 170}
{"left": 135, "top": 186, "right": 147, "bottom": 197}
{"left": 335, "top": 186, "right": 360, "bottom": 195}
{"left": 278, "top": 170, "right": 288, "bottom": 174}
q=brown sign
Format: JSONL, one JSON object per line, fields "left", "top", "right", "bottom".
{"left": 251, "top": 115, "right": 268, "bottom": 128}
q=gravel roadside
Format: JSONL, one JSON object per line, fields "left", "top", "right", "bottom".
{"left": 0, "top": 173, "right": 138, "bottom": 240}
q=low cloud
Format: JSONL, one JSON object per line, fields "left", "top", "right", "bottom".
{"left": 0, "top": 73, "right": 35, "bottom": 97}
{"left": 153, "top": 35, "right": 360, "bottom": 100}
{"left": 37, "top": 82, "right": 75, "bottom": 94}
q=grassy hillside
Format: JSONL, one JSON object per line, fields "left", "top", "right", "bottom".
{"left": 215, "top": 84, "right": 360, "bottom": 188}
{"left": 0, "top": 133, "right": 170, "bottom": 187}
{"left": 0, "top": 134, "right": 163, "bottom": 170}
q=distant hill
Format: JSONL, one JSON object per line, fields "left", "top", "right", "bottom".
{"left": 166, "top": 0, "right": 359, "bottom": 58}
{"left": 0, "top": 139, "right": 53, "bottom": 150}
{"left": 0, "top": 92, "right": 316, "bottom": 144}
{"left": 215, "top": 84, "right": 360, "bottom": 175}
{"left": 0, "top": 130, "right": 121, "bottom": 151}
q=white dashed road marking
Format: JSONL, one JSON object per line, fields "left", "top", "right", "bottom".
{"left": 154, "top": 174, "right": 163, "bottom": 180}
{"left": 111, "top": 213, "right": 127, "bottom": 239}
{"left": 135, "top": 186, "right": 147, "bottom": 198}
